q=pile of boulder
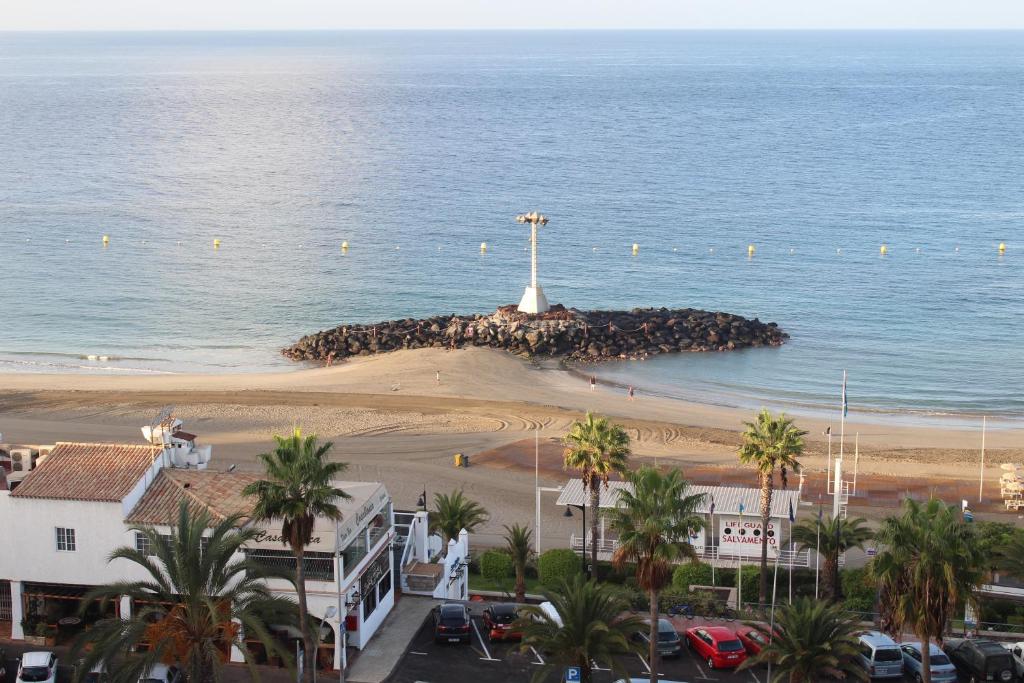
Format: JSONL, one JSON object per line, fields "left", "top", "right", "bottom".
{"left": 282, "top": 304, "right": 787, "bottom": 363}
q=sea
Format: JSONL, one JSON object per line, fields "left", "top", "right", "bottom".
{"left": 1, "top": 30, "right": 1022, "bottom": 422}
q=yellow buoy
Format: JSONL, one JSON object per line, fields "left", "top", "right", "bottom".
{"left": 999, "top": 242, "right": 1006, "bottom": 253}
{"left": 747, "top": 244, "right": 755, "bottom": 257}
{"left": 480, "top": 242, "right": 487, "bottom": 253}
{"left": 632, "top": 243, "right": 639, "bottom": 255}
{"left": 880, "top": 244, "right": 888, "bottom": 256}
{"left": 213, "top": 238, "right": 221, "bottom": 249}
{"left": 341, "top": 240, "right": 349, "bottom": 250}
{"left": 102, "top": 234, "right": 109, "bottom": 246}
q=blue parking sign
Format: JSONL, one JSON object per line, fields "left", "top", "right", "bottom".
{"left": 565, "top": 666, "right": 582, "bottom": 682}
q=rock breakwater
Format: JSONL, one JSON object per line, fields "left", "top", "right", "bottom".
{"left": 282, "top": 304, "right": 786, "bottom": 364}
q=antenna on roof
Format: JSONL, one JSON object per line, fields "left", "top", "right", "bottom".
{"left": 144, "top": 405, "right": 176, "bottom": 446}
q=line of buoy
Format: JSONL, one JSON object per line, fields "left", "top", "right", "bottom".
{"left": 632, "top": 243, "right": 639, "bottom": 256}
{"left": 880, "top": 244, "right": 888, "bottom": 256}
{"left": 213, "top": 238, "right": 221, "bottom": 249}
{"left": 102, "top": 235, "right": 109, "bottom": 246}
{"left": 480, "top": 242, "right": 487, "bottom": 253}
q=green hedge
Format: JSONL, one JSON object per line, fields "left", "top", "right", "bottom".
{"left": 734, "top": 564, "right": 761, "bottom": 591}
{"left": 841, "top": 568, "right": 877, "bottom": 613}
{"left": 538, "top": 548, "right": 581, "bottom": 587}
{"left": 480, "top": 550, "right": 513, "bottom": 583}
{"left": 672, "top": 562, "right": 714, "bottom": 593}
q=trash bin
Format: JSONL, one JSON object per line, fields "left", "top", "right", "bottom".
{"left": 462, "top": 454, "right": 470, "bottom": 467}
{"left": 453, "top": 453, "right": 463, "bottom": 467}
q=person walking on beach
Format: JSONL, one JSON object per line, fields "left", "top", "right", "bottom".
{"left": 590, "top": 375, "right": 596, "bottom": 392}
{"left": 627, "top": 385, "right": 635, "bottom": 401}
{"left": 326, "top": 351, "right": 335, "bottom": 367}
{"left": 436, "top": 370, "right": 441, "bottom": 385}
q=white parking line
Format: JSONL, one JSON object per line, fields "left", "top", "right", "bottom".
{"left": 591, "top": 659, "right": 610, "bottom": 671}
{"left": 637, "top": 653, "right": 652, "bottom": 674}
{"left": 471, "top": 619, "right": 499, "bottom": 661}
{"left": 749, "top": 671, "right": 761, "bottom": 683}
{"left": 530, "top": 646, "right": 545, "bottom": 665}
{"left": 409, "top": 651, "right": 428, "bottom": 655}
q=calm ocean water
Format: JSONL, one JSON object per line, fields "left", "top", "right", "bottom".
{"left": 0, "top": 31, "right": 1021, "bottom": 420}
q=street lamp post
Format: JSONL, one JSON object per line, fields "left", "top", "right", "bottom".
{"left": 515, "top": 211, "right": 550, "bottom": 314}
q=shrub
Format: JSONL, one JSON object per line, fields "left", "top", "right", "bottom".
{"left": 734, "top": 564, "right": 761, "bottom": 592}
{"left": 537, "top": 548, "right": 581, "bottom": 587}
{"left": 480, "top": 549, "right": 513, "bottom": 583}
{"left": 672, "top": 562, "right": 714, "bottom": 593}
{"left": 841, "top": 568, "right": 877, "bottom": 614}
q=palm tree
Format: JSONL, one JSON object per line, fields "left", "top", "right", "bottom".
{"left": 72, "top": 502, "right": 297, "bottom": 683}
{"left": 517, "top": 575, "right": 644, "bottom": 683}
{"left": 430, "top": 489, "right": 488, "bottom": 548}
{"left": 737, "top": 597, "right": 867, "bottom": 683}
{"left": 503, "top": 524, "right": 533, "bottom": 604}
{"left": 737, "top": 409, "right": 806, "bottom": 604}
{"left": 243, "top": 428, "right": 350, "bottom": 683}
{"left": 608, "top": 466, "right": 705, "bottom": 683}
{"left": 790, "top": 514, "right": 873, "bottom": 602}
{"left": 873, "top": 498, "right": 984, "bottom": 683}
{"left": 563, "top": 412, "right": 631, "bottom": 577}
{"left": 994, "top": 530, "right": 1024, "bottom": 580}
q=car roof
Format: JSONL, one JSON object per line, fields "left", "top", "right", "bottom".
{"left": 440, "top": 604, "right": 466, "bottom": 613}
{"left": 976, "top": 640, "right": 1012, "bottom": 654}
{"left": 702, "top": 626, "right": 738, "bottom": 639}
{"left": 490, "top": 603, "right": 517, "bottom": 614}
{"left": 144, "top": 663, "right": 173, "bottom": 675}
{"left": 902, "top": 642, "right": 944, "bottom": 655}
{"left": 859, "top": 631, "right": 899, "bottom": 647}
{"left": 21, "top": 652, "right": 53, "bottom": 666}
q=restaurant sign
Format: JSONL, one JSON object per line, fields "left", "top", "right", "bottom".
{"left": 360, "top": 551, "right": 390, "bottom": 595}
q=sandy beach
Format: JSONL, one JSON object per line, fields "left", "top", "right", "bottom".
{"left": 2, "top": 347, "right": 1021, "bottom": 547}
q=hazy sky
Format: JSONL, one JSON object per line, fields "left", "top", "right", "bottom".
{"left": 4, "top": 0, "right": 1024, "bottom": 31}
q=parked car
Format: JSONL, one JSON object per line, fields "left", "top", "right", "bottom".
{"left": 1001, "top": 642, "right": 1024, "bottom": 678}
{"left": 736, "top": 624, "right": 772, "bottom": 657}
{"left": 138, "top": 664, "right": 182, "bottom": 683}
{"left": 535, "top": 601, "right": 563, "bottom": 628}
{"left": 16, "top": 652, "right": 57, "bottom": 683}
{"left": 433, "top": 603, "right": 471, "bottom": 644}
{"left": 482, "top": 603, "right": 524, "bottom": 641}
{"left": 632, "top": 619, "right": 682, "bottom": 658}
{"left": 856, "top": 631, "right": 904, "bottom": 679}
{"left": 900, "top": 642, "right": 958, "bottom": 683}
{"left": 82, "top": 661, "right": 109, "bottom": 683}
{"left": 943, "top": 639, "right": 1014, "bottom": 683}
{"left": 684, "top": 626, "right": 747, "bottom": 669}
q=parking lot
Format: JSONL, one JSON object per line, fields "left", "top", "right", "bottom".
{"left": 387, "top": 603, "right": 768, "bottom": 683}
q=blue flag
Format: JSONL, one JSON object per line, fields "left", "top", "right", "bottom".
{"left": 739, "top": 501, "right": 745, "bottom": 516}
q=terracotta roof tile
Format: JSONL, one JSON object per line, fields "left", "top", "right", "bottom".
{"left": 125, "top": 469, "right": 262, "bottom": 527}
{"left": 11, "top": 442, "right": 162, "bottom": 502}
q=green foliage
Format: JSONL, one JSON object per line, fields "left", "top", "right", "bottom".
{"left": 672, "top": 562, "right": 714, "bottom": 593}
{"left": 975, "top": 521, "right": 1020, "bottom": 564}
{"left": 737, "top": 597, "right": 868, "bottom": 681}
{"left": 430, "top": 489, "right": 489, "bottom": 545}
{"left": 841, "top": 568, "right": 877, "bottom": 613}
{"left": 518, "top": 575, "right": 644, "bottom": 683}
{"left": 480, "top": 549, "right": 514, "bottom": 583}
{"left": 71, "top": 501, "right": 297, "bottom": 683}
{"left": 734, "top": 564, "right": 761, "bottom": 592}
{"left": 537, "top": 548, "right": 581, "bottom": 587}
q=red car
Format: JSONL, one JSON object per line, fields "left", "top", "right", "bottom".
{"left": 736, "top": 624, "right": 772, "bottom": 656}
{"left": 685, "top": 626, "right": 748, "bottom": 669}
{"left": 482, "top": 603, "right": 524, "bottom": 641}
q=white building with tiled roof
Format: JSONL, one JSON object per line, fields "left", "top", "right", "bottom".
{"left": 0, "top": 420, "right": 458, "bottom": 675}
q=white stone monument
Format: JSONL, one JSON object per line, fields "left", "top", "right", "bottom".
{"left": 516, "top": 211, "right": 550, "bottom": 314}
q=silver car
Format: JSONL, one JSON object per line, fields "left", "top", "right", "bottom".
{"left": 901, "top": 642, "right": 957, "bottom": 683}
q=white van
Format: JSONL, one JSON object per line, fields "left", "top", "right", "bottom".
{"left": 536, "top": 601, "right": 563, "bottom": 628}
{"left": 857, "top": 632, "right": 904, "bottom": 679}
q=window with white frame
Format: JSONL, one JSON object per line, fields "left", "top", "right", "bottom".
{"left": 135, "top": 532, "right": 154, "bottom": 556}
{"left": 55, "top": 527, "right": 76, "bottom": 552}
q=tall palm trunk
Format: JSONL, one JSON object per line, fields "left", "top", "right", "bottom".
{"left": 648, "top": 588, "right": 660, "bottom": 683}
{"left": 590, "top": 484, "right": 600, "bottom": 579}
{"left": 758, "top": 473, "right": 773, "bottom": 604}
{"left": 514, "top": 564, "right": 526, "bottom": 604}
{"left": 580, "top": 652, "right": 593, "bottom": 683}
{"left": 919, "top": 633, "right": 932, "bottom": 683}
{"left": 293, "top": 544, "right": 315, "bottom": 683}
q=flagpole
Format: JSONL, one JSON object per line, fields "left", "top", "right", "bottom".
{"left": 737, "top": 501, "right": 744, "bottom": 613}
{"left": 979, "top": 416, "right": 987, "bottom": 504}
{"left": 788, "top": 519, "right": 794, "bottom": 604}
{"left": 710, "top": 508, "right": 716, "bottom": 589}
{"left": 853, "top": 432, "right": 859, "bottom": 496}
{"left": 767, "top": 537, "right": 781, "bottom": 683}
{"left": 834, "top": 370, "right": 847, "bottom": 519}
{"left": 814, "top": 500, "right": 822, "bottom": 600}
{"left": 826, "top": 425, "right": 833, "bottom": 494}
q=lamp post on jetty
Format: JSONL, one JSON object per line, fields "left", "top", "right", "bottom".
{"left": 516, "top": 211, "right": 550, "bottom": 314}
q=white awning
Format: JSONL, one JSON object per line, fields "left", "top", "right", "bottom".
{"left": 555, "top": 478, "right": 801, "bottom": 519}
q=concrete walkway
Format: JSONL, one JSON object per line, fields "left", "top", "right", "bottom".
{"left": 346, "top": 594, "right": 436, "bottom": 683}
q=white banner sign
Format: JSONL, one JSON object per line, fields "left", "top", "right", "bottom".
{"left": 718, "top": 517, "right": 779, "bottom": 558}
{"left": 686, "top": 527, "right": 705, "bottom": 556}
